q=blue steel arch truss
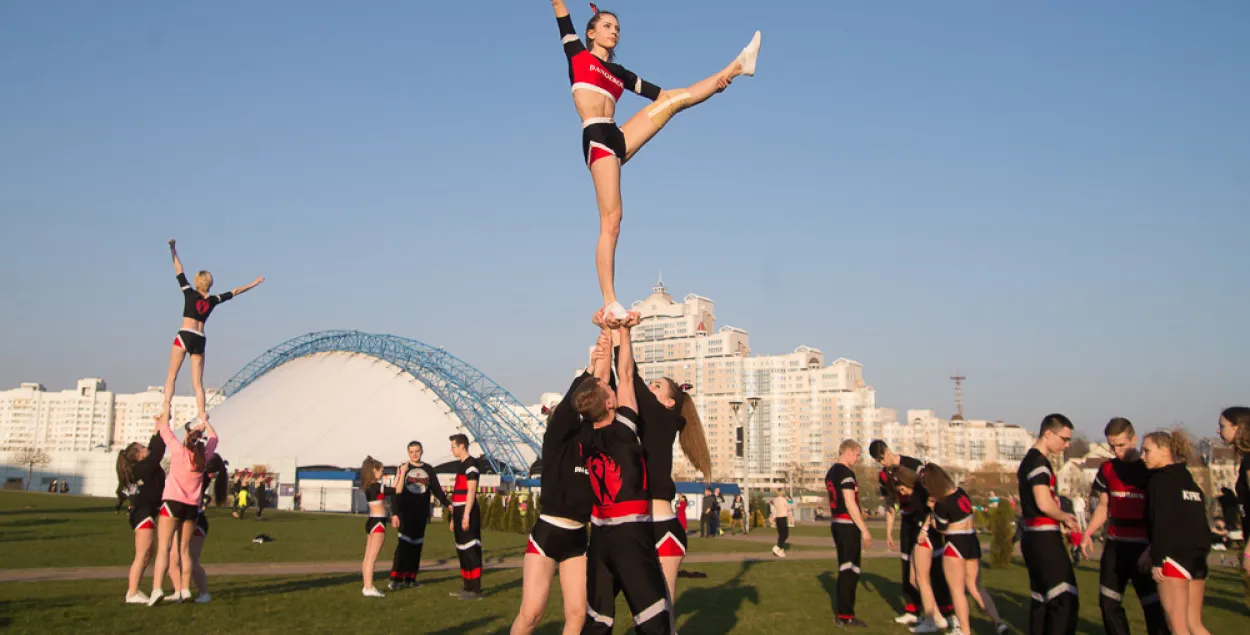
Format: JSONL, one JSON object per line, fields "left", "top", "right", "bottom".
{"left": 210, "top": 330, "right": 543, "bottom": 479}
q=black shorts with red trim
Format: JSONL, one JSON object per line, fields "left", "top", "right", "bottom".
{"left": 174, "top": 329, "right": 207, "bottom": 355}
{"left": 194, "top": 510, "right": 209, "bottom": 537}
{"left": 526, "top": 516, "right": 588, "bottom": 563}
{"left": 1160, "top": 554, "right": 1208, "bottom": 580}
{"left": 365, "top": 517, "right": 387, "bottom": 536}
{"left": 653, "top": 516, "right": 688, "bottom": 558}
{"left": 582, "top": 119, "right": 626, "bottom": 168}
{"left": 129, "top": 505, "right": 157, "bottom": 531}
{"left": 160, "top": 500, "right": 199, "bottom": 522}
{"left": 941, "top": 532, "right": 981, "bottom": 560}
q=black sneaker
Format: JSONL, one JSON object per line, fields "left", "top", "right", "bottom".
{"left": 836, "top": 617, "right": 869, "bottom": 628}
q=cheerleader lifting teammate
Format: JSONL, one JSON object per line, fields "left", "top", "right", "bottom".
{"left": 547, "top": 0, "right": 761, "bottom": 319}
{"left": 160, "top": 239, "right": 263, "bottom": 425}
{"left": 115, "top": 416, "right": 168, "bottom": 604}
{"left": 148, "top": 416, "right": 218, "bottom": 605}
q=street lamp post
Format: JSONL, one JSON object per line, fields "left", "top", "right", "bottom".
{"left": 730, "top": 397, "right": 760, "bottom": 533}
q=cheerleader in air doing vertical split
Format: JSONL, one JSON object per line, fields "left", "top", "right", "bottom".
{"left": 548, "top": 0, "right": 761, "bottom": 319}
{"left": 160, "top": 239, "right": 263, "bottom": 425}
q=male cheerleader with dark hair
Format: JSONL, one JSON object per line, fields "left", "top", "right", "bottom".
{"left": 449, "top": 433, "right": 483, "bottom": 599}
{"left": 389, "top": 440, "right": 451, "bottom": 590}
{"left": 1018, "top": 414, "right": 1081, "bottom": 635}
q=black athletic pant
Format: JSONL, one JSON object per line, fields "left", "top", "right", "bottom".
{"left": 390, "top": 509, "right": 429, "bottom": 583}
{"left": 776, "top": 518, "right": 789, "bottom": 549}
{"left": 831, "top": 522, "right": 862, "bottom": 620}
{"left": 452, "top": 505, "right": 482, "bottom": 592}
{"left": 114, "top": 489, "right": 128, "bottom": 512}
{"left": 899, "top": 517, "right": 922, "bottom": 615}
{"left": 1021, "top": 530, "right": 1079, "bottom": 635}
{"left": 1099, "top": 541, "right": 1167, "bottom": 635}
{"left": 583, "top": 521, "right": 671, "bottom": 635}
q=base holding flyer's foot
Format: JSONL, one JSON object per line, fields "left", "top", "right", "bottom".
{"left": 736, "top": 31, "right": 761, "bottom": 77}
{"left": 605, "top": 300, "right": 630, "bottom": 320}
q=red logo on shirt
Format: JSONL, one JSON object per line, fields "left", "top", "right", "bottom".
{"left": 586, "top": 453, "right": 622, "bottom": 506}
{"left": 959, "top": 497, "right": 972, "bottom": 514}
{"left": 195, "top": 298, "right": 210, "bottom": 315}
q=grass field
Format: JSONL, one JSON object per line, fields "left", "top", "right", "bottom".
{"left": 3, "top": 492, "right": 1248, "bottom": 634}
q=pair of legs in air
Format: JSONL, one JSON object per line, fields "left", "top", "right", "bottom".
{"left": 592, "top": 47, "right": 757, "bottom": 311}
{"left": 161, "top": 343, "right": 207, "bottom": 423}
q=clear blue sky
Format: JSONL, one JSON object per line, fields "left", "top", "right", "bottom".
{"left": 2, "top": 1, "right": 1247, "bottom": 439}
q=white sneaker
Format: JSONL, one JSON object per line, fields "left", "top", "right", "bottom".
{"left": 146, "top": 590, "right": 164, "bottom": 606}
{"left": 935, "top": 615, "right": 949, "bottom": 630}
{"left": 605, "top": 301, "right": 629, "bottom": 319}
{"left": 362, "top": 586, "right": 385, "bottom": 598}
{"left": 772, "top": 545, "right": 783, "bottom": 557}
{"left": 125, "top": 592, "right": 149, "bottom": 605}
{"left": 195, "top": 593, "right": 212, "bottom": 604}
{"left": 737, "top": 31, "right": 761, "bottom": 77}
{"left": 179, "top": 588, "right": 194, "bottom": 601}
{"left": 909, "top": 618, "right": 943, "bottom": 634}
{"left": 994, "top": 623, "right": 1009, "bottom": 635}
{"left": 948, "top": 616, "right": 959, "bottom": 630}
{"left": 894, "top": 613, "right": 919, "bottom": 625}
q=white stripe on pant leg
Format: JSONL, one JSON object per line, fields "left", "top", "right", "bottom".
{"left": 586, "top": 605, "right": 614, "bottom": 627}
{"left": 1045, "top": 582, "right": 1077, "bottom": 601}
{"left": 838, "top": 562, "right": 861, "bottom": 574}
{"left": 1030, "top": 591, "right": 1044, "bottom": 602}
{"left": 399, "top": 533, "right": 424, "bottom": 545}
{"left": 633, "top": 598, "right": 668, "bottom": 626}
{"left": 900, "top": 553, "right": 910, "bottom": 561}
{"left": 1099, "top": 585, "right": 1123, "bottom": 602}
{"left": 456, "top": 539, "right": 481, "bottom": 550}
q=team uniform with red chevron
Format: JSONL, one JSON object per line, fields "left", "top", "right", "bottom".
{"left": 581, "top": 406, "right": 671, "bottom": 635}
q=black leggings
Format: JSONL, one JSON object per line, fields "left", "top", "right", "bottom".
{"left": 583, "top": 521, "right": 671, "bottom": 635}
{"left": 1099, "top": 540, "right": 1166, "bottom": 635}
{"left": 452, "top": 505, "right": 482, "bottom": 592}
{"left": 831, "top": 523, "right": 862, "bottom": 620}
{"left": 390, "top": 509, "right": 429, "bottom": 583}
{"left": 776, "top": 518, "right": 789, "bottom": 549}
{"left": 899, "top": 517, "right": 922, "bottom": 615}
{"left": 1022, "top": 530, "right": 1079, "bottom": 635}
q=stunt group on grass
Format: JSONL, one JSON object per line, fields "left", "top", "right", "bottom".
{"left": 107, "top": 2, "right": 1250, "bottom": 634}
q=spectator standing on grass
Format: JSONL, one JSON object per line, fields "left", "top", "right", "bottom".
{"left": 701, "top": 487, "right": 714, "bottom": 537}
{"left": 255, "top": 479, "right": 268, "bottom": 520}
{"left": 711, "top": 487, "right": 724, "bottom": 536}
{"left": 770, "top": 491, "right": 791, "bottom": 558}
{"left": 676, "top": 495, "right": 688, "bottom": 531}
{"left": 1073, "top": 494, "right": 1087, "bottom": 531}
{"left": 730, "top": 494, "right": 744, "bottom": 534}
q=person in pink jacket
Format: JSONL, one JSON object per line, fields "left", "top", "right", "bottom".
{"left": 148, "top": 416, "right": 217, "bottom": 605}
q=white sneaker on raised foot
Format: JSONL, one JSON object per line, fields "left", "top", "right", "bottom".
{"left": 146, "top": 590, "right": 164, "bottom": 606}
{"left": 195, "top": 593, "right": 212, "bottom": 604}
{"left": 362, "top": 586, "right": 385, "bottom": 598}
{"left": 894, "top": 613, "right": 919, "bottom": 625}
{"left": 736, "top": 31, "right": 761, "bottom": 77}
{"left": 125, "top": 592, "right": 149, "bottom": 605}
{"left": 605, "top": 301, "right": 629, "bottom": 320}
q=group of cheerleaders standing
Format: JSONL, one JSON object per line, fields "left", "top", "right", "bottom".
{"left": 113, "top": 238, "right": 263, "bottom": 605}
{"left": 864, "top": 410, "right": 1250, "bottom": 635}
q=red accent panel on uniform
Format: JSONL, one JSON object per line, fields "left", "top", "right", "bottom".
{"left": 571, "top": 51, "right": 626, "bottom": 101}
{"left": 1095, "top": 460, "right": 1149, "bottom": 540}
{"left": 593, "top": 498, "right": 649, "bottom": 520}
{"left": 462, "top": 568, "right": 482, "bottom": 580}
{"left": 656, "top": 535, "right": 687, "bottom": 557}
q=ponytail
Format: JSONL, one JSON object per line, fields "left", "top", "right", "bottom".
{"left": 209, "top": 455, "right": 229, "bottom": 506}
{"left": 116, "top": 442, "right": 143, "bottom": 490}
{"left": 677, "top": 392, "right": 712, "bottom": 480}
{"left": 186, "top": 429, "right": 206, "bottom": 472}
{"left": 1144, "top": 427, "right": 1196, "bottom": 463}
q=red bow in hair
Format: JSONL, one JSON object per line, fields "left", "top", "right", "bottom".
{"left": 589, "top": 3, "right": 599, "bottom": 13}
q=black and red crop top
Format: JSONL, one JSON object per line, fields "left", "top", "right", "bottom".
{"left": 557, "top": 14, "right": 660, "bottom": 104}
{"left": 177, "top": 273, "right": 232, "bottom": 322}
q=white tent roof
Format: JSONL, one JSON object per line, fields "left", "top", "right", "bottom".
{"left": 207, "top": 351, "right": 475, "bottom": 469}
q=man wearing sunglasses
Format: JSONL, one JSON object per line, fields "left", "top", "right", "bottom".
{"left": 1017, "top": 414, "right": 1082, "bottom": 635}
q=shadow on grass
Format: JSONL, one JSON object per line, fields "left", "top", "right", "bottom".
{"left": 0, "top": 507, "right": 113, "bottom": 516}
{"left": 427, "top": 615, "right": 500, "bottom": 635}
{"left": 0, "top": 532, "right": 100, "bottom": 544}
{"left": 220, "top": 574, "right": 363, "bottom": 598}
{"left": 0, "top": 518, "right": 69, "bottom": 529}
{"left": 675, "top": 561, "right": 759, "bottom": 634}
{"left": 991, "top": 588, "right": 1102, "bottom": 634}
{"left": 482, "top": 575, "right": 524, "bottom": 598}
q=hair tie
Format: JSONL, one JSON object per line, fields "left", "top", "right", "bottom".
{"left": 589, "top": 3, "right": 599, "bottom": 13}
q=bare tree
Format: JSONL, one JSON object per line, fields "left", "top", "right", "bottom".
{"left": 13, "top": 446, "right": 52, "bottom": 491}
{"left": 1063, "top": 433, "right": 1091, "bottom": 461}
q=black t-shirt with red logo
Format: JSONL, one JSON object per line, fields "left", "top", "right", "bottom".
{"left": 932, "top": 488, "right": 974, "bottom": 529}
{"left": 540, "top": 372, "right": 594, "bottom": 523}
{"left": 583, "top": 406, "right": 649, "bottom": 521}
{"left": 177, "top": 273, "right": 233, "bottom": 322}
{"left": 1017, "top": 448, "right": 1060, "bottom": 527}
{"left": 1090, "top": 458, "right": 1149, "bottom": 542}
{"left": 394, "top": 462, "right": 450, "bottom": 516}
{"left": 825, "top": 463, "right": 859, "bottom": 522}
{"left": 451, "top": 457, "right": 480, "bottom": 507}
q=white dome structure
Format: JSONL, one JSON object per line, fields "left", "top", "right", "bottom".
{"left": 205, "top": 331, "right": 542, "bottom": 476}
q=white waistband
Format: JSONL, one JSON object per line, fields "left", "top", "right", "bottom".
{"left": 539, "top": 515, "right": 585, "bottom": 530}
{"left": 591, "top": 513, "right": 651, "bottom": 526}
{"left": 582, "top": 116, "right": 615, "bottom": 128}
{"left": 178, "top": 328, "right": 205, "bottom": 336}
{"left": 651, "top": 513, "right": 676, "bottom": 523}
{"left": 945, "top": 529, "right": 975, "bottom": 535}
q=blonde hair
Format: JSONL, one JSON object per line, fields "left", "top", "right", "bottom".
{"left": 194, "top": 270, "right": 213, "bottom": 293}
{"left": 838, "top": 439, "right": 861, "bottom": 454}
{"left": 1143, "top": 427, "right": 1196, "bottom": 464}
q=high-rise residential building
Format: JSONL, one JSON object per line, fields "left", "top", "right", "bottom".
{"left": 574, "top": 279, "right": 1037, "bottom": 491}
{"left": 0, "top": 380, "right": 207, "bottom": 453}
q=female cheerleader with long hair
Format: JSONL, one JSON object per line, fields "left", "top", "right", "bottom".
{"left": 168, "top": 453, "right": 228, "bottom": 603}
{"left": 1142, "top": 429, "right": 1211, "bottom": 635}
{"left": 548, "top": 0, "right": 761, "bottom": 318}
{"left": 1216, "top": 406, "right": 1250, "bottom": 575}
{"left": 160, "top": 238, "right": 263, "bottom": 424}
{"left": 512, "top": 325, "right": 613, "bottom": 634}
{"left": 922, "top": 465, "right": 1008, "bottom": 635}
{"left": 885, "top": 466, "right": 950, "bottom": 633}
{"left": 360, "top": 456, "right": 396, "bottom": 597}
{"left": 147, "top": 417, "right": 217, "bottom": 605}
{"left": 115, "top": 416, "right": 167, "bottom": 604}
